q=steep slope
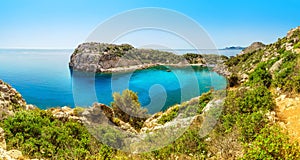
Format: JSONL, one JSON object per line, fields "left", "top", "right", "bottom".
{"left": 224, "top": 26, "right": 300, "bottom": 144}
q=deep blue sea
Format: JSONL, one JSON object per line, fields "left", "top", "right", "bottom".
{"left": 0, "top": 49, "right": 240, "bottom": 113}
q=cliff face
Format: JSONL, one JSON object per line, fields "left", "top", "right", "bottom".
{"left": 69, "top": 43, "right": 138, "bottom": 72}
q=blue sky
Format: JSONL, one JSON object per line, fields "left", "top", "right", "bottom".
{"left": 0, "top": 0, "right": 300, "bottom": 49}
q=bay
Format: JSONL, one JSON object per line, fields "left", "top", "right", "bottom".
{"left": 0, "top": 49, "right": 235, "bottom": 113}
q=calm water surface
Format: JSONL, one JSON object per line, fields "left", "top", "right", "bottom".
{"left": 0, "top": 49, "right": 234, "bottom": 113}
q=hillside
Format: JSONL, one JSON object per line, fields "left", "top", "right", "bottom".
{"left": 222, "top": 26, "right": 300, "bottom": 147}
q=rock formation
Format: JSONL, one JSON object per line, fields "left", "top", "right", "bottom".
{"left": 0, "top": 80, "right": 26, "bottom": 120}
{"left": 69, "top": 43, "right": 188, "bottom": 72}
{"left": 238, "top": 42, "right": 266, "bottom": 55}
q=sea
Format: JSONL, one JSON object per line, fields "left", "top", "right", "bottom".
{"left": 0, "top": 49, "right": 241, "bottom": 113}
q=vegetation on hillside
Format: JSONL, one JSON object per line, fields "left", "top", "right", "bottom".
{"left": 1, "top": 27, "right": 300, "bottom": 159}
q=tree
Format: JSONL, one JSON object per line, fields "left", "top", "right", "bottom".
{"left": 111, "top": 89, "right": 149, "bottom": 130}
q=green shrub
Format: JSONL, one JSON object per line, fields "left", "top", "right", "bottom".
{"left": 73, "top": 106, "right": 85, "bottom": 116}
{"left": 198, "top": 91, "right": 212, "bottom": 113}
{"left": 248, "top": 62, "right": 272, "bottom": 87}
{"left": 220, "top": 85, "right": 274, "bottom": 135}
{"left": 2, "top": 110, "right": 102, "bottom": 159}
{"left": 273, "top": 51, "right": 299, "bottom": 93}
{"left": 141, "top": 127, "right": 207, "bottom": 159}
{"left": 157, "top": 106, "right": 179, "bottom": 124}
{"left": 294, "top": 41, "right": 300, "bottom": 49}
{"left": 238, "top": 85, "right": 274, "bottom": 113}
{"left": 111, "top": 89, "right": 149, "bottom": 130}
{"left": 243, "top": 125, "right": 300, "bottom": 159}
{"left": 237, "top": 112, "right": 267, "bottom": 142}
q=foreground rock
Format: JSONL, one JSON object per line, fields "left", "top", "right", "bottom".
{"left": 0, "top": 80, "right": 26, "bottom": 120}
{"left": 0, "top": 80, "right": 37, "bottom": 120}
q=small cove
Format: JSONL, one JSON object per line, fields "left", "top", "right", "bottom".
{"left": 0, "top": 49, "right": 231, "bottom": 113}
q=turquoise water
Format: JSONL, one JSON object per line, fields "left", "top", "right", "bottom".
{"left": 0, "top": 49, "right": 230, "bottom": 113}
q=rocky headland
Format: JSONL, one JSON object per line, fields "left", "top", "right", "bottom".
{"left": 69, "top": 43, "right": 227, "bottom": 73}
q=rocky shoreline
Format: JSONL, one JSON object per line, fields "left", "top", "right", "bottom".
{"left": 0, "top": 78, "right": 219, "bottom": 155}
{"left": 78, "top": 63, "right": 207, "bottom": 73}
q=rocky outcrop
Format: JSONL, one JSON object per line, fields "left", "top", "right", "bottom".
{"left": 48, "top": 103, "right": 114, "bottom": 124}
{"left": 47, "top": 103, "right": 140, "bottom": 134}
{"left": 238, "top": 42, "right": 265, "bottom": 55}
{"left": 269, "top": 58, "right": 283, "bottom": 76}
{"left": 0, "top": 80, "right": 27, "bottom": 120}
{"left": 0, "top": 80, "right": 37, "bottom": 121}
{"left": 69, "top": 43, "right": 189, "bottom": 73}
{"left": 213, "top": 63, "right": 231, "bottom": 77}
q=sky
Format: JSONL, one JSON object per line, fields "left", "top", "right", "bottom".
{"left": 0, "top": 0, "right": 300, "bottom": 49}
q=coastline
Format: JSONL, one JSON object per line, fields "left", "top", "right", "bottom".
{"left": 70, "top": 63, "right": 208, "bottom": 73}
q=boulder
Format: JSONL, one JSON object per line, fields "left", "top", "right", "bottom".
{"left": 7, "top": 150, "right": 23, "bottom": 159}
{"left": 269, "top": 58, "right": 283, "bottom": 75}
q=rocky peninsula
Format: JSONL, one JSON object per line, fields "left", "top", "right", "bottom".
{"left": 69, "top": 42, "right": 228, "bottom": 73}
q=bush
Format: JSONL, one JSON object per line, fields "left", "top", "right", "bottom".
{"left": 248, "top": 62, "right": 272, "bottom": 87}
{"left": 294, "top": 41, "right": 300, "bottom": 49}
{"left": 198, "top": 91, "right": 212, "bottom": 113}
{"left": 141, "top": 127, "right": 207, "bottom": 159}
{"left": 73, "top": 106, "right": 85, "bottom": 116}
{"left": 157, "top": 106, "right": 179, "bottom": 124}
{"left": 220, "top": 85, "right": 275, "bottom": 136}
{"left": 273, "top": 51, "right": 300, "bottom": 93}
{"left": 228, "top": 74, "right": 239, "bottom": 87}
{"left": 237, "top": 112, "right": 267, "bottom": 142}
{"left": 243, "top": 125, "right": 300, "bottom": 159}
{"left": 2, "top": 110, "right": 102, "bottom": 159}
{"left": 238, "top": 85, "right": 274, "bottom": 113}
